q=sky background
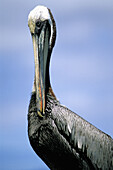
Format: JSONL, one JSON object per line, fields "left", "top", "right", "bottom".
{"left": 0, "top": 0, "right": 113, "bottom": 170}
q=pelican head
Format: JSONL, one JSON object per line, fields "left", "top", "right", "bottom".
{"left": 28, "top": 5, "right": 56, "bottom": 117}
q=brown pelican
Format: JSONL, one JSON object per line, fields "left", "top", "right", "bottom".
{"left": 28, "top": 5, "right": 113, "bottom": 170}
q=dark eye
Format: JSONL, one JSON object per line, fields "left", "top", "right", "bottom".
{"left": 36, "top": 21, "right": 41, "bottom": 28}
{"left": 35, "top": 21, "right": 43, "bottom": 35}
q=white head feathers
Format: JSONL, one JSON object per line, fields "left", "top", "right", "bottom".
{"left": 28, "top": 6, "right": 51, "bottom": 22}
{"left": 28, "top": 5, "right": 55, "bottom": 47}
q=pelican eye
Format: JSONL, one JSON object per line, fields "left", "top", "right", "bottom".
{"left": 36, "top": 21, "right": 42, "bottom": 28}
{"left": 35, "top": 20, "right": 50, "bottom": 36}
{"left": 35, "top": 21, "right": 43, "bottom": 35}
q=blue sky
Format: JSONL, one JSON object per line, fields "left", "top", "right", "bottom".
{"left": 0, "top": 0, "right": 113, "bottom": 169}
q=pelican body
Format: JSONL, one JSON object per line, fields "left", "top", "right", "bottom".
{"left": 28, "top": 6, "right": 113, "bottom": 170}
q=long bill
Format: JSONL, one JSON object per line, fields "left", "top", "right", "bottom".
{"left": 32, "top": 22, "right": 50, "bottom": 117}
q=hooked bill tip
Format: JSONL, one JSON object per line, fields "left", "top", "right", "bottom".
{"left": 37, "top": 110, "right": 44, "bottom": 118}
